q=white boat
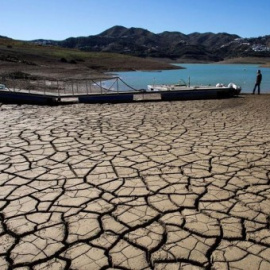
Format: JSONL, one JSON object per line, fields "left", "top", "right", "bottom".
{"left": 146, "top": 81, "right": 241, "bottom": 100}
{"left": 147, "top": 81, "right": 240, "bottom": 91}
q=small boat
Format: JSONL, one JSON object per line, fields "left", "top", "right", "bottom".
{"left": 146, "top": 80, "right": 241, "bottom": 100}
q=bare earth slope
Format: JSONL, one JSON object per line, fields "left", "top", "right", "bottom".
{"left": 0, "top": 38, "right": 180, "bottom": 80}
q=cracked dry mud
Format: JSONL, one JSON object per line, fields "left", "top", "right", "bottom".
{"left": 1, "top": 95, "right": 270, "bottom": 270}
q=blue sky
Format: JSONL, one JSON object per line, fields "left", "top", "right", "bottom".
{"left": 1, "top": 0, "right": 269, "bottom": 40}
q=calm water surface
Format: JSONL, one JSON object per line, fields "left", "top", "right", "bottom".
{"left": 107, "top": 64, "right": 270, "bottom": 93}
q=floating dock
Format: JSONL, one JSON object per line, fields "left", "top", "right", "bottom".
{"left": 0, "top": 77, "right": 240, "bottom": 105}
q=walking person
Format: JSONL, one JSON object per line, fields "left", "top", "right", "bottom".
{"left": 253, "top": 69, "right": 262, "bottom": 94}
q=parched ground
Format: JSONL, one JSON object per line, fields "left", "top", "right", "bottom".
{"left": 0, "top": 95, "right": 270, "bottom": 270}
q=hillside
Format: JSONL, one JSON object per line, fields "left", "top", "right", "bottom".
{"left": 0, "top": 36, "right": 180, "bottom": 80}
{"left": 1, "top": 26, "right": 270, "bottom": 81}
{"left": 50, "top": 26, "right": 270, "bottom": 62}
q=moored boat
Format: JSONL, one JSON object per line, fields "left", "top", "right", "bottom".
{"left": 148, "top": 81, "right": 240, "bottom": 93}
{"left": 146, "top": 81, "right": 241, "bottom": 99}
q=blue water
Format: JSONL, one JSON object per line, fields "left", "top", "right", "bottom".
{"left": 107, "top": 64, "right": 270, "bottom": 93}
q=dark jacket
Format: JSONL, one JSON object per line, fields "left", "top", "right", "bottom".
{"left": 256, "top": 73, "right": 262, "bottom": 84}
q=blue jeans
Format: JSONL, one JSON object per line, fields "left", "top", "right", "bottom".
{"left": 253, "top": 83, "right": 260, "bottom": 94}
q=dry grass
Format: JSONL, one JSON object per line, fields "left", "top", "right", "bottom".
{"left": 0, "top": 38, "right": 180, "bottom": 80}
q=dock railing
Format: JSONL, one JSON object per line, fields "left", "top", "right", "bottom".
{"left": 0, "top": 75, "right": 140, "bottom": 98}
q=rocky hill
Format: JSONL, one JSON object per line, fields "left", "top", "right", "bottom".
{"left": 37, "top": 26, "right": 270, "bottom": 62}
{"left": 2, "top": 25, "right": 270, "bottom": 82}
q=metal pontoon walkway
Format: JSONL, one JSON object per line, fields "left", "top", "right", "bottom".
{"left": 0, "top": 76, "right": 240, "bottom": 105}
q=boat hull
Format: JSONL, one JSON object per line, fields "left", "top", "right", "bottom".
{"left": 147, "top": 84, "right": 241, "bottom": 100}
{"left": 161, "top": 88, "right": 240, "bottom": 101}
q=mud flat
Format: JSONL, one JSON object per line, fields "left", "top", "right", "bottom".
{"left": 1, "top": 94, "right": 270, "bottom": 270}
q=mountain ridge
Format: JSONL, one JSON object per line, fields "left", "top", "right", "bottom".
{"left": 35, "top": 25, "right": 269, "bottom": 62}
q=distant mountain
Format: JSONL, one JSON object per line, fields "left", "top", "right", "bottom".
{"left": 0, "top": 35, "right": 11, "bottom": 39}
{"left": 31, "top": 26, "right": 270, "bottom": 62}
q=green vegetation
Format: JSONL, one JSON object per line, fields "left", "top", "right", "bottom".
{"left": 0, "top": 37, "right": 132, "bottom": 61}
